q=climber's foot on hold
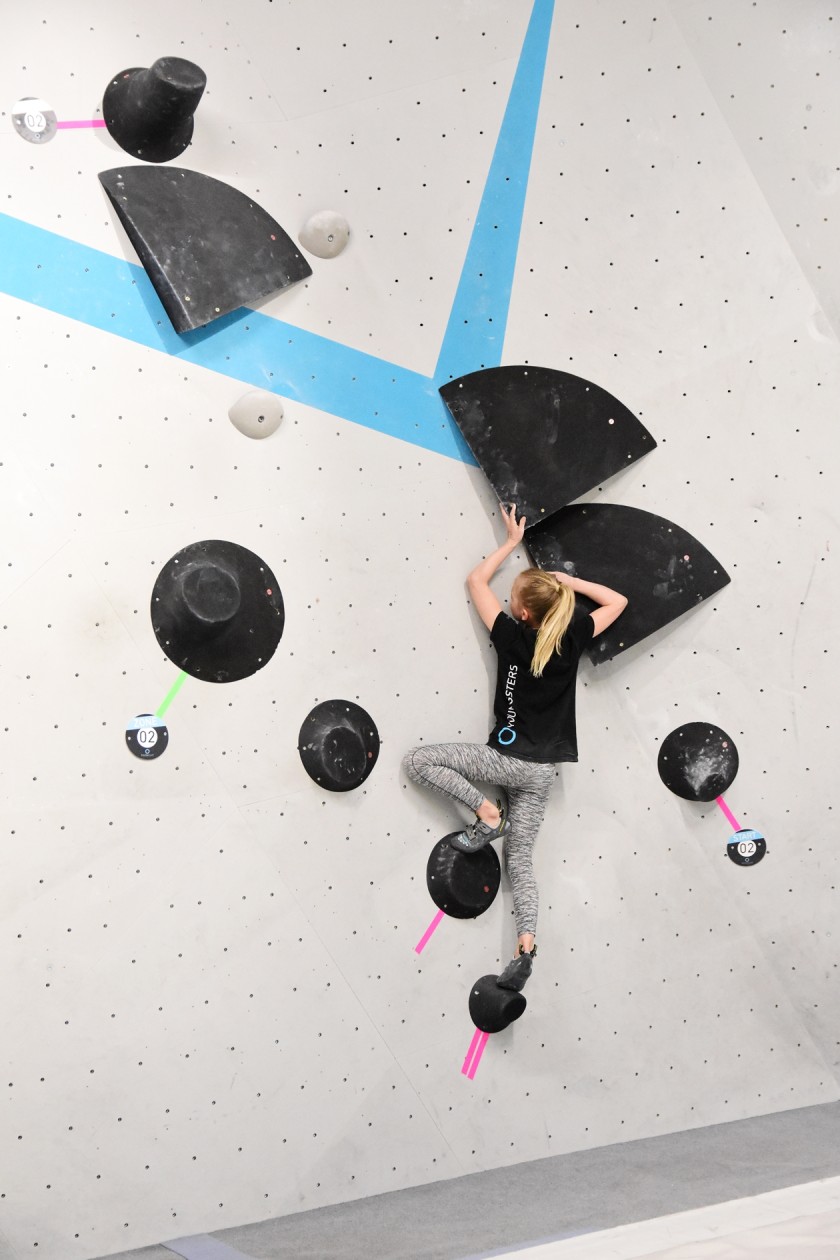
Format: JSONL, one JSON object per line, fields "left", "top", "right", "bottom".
{"left": 496, "top": 951, "right": 534, "bottom": 992}
{"left": 449, "top": 803, "right": 510, "bottom": 854}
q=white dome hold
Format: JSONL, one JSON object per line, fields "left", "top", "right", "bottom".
{"left": 299, "top": 210, "right": 350, "bottom": 259}
{"left": 228, "top": 390, "right": 284, "bottom": 439}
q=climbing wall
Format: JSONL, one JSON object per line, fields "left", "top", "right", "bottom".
{"left": 1, "top": 0, "right": 838, "bottom": 1257}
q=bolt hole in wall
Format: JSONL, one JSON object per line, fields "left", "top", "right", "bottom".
{"left": 0, "top": 0, "right": 837, "bottom": 1256}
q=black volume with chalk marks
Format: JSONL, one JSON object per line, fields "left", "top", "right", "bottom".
{"left": 658, "top": 723, "right": 739, "bottom": 802}
{"left": 526, "top": 503, "right": 730, "bottom": 664}
{"left": 99, "top": 166, "right": 312, "bottom": 333}
{"left": 439, "top": 365, "right": 656, "bottom": 523}
{"left": 426, "top": 836, "right": 501, "bottom": 919}
{"left": 298, "top": 700, "right": 380, "bottom": 793}
{"left": 151, "top": 540, "right": 284, "bottom": 683}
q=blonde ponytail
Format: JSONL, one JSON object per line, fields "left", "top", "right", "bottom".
{"left": 532, "top": 588, "right": 575, "bottom": 676}
{"left": 513, "top": 569, "right": 576, "bottom": 678}
{"left": 536, "top": 582, "right": 574, "bottom": 675}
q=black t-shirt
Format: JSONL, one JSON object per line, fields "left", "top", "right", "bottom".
{"left": 487, "top": 607, "right": 595, "bottom": 764}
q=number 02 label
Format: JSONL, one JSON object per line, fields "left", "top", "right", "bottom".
{"left": 125, "top": 714, "right": 169, "bottom": 760}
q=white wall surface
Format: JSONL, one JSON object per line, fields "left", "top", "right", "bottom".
{"left": 0, "top": 1, "right": 838, "bottom": 1257}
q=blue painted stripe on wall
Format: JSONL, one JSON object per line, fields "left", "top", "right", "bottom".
{"left": 0, "top": 212, "right": 473, "bottom": 464}
{"left": 434, "top": 0, "right": 555, "bottom": 384}
{"left": 0, "top": 0, "right": 554, "bottom": 464}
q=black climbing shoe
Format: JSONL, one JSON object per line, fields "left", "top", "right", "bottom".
{"left": 496, "top": 951, "right": 534, "bottom": 992}
{"left": 449, "top": 803, "right": 510, "bottom": 854}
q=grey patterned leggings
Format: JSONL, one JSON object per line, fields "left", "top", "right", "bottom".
{"left": 403, "top": 742, "right": 556, "bottom": 937}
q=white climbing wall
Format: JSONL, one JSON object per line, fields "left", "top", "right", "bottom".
{"left": 1, "top": 1, "right": 838, "bottom": 1257}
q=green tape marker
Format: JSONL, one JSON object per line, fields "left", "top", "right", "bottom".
{"left": 156, "top": 670, "right": 188, "bottom": 718}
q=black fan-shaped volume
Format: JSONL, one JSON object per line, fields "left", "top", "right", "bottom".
{"left": 526, "top": 503, "right": 730, "bottom": 664}
{"left": 99, "top": 166, "right": 312, "bottom": 332}
{"left": 439, "top": 366, "right": 655, "bottom": 523}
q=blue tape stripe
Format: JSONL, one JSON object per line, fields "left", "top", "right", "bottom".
{"left": 434, "top": 0, "right": 555, "bottom": 383}
{"left": 0, "top": 0, "right": 553, "bottom": 462}
{"left": 0, "top": 212, "right": 171, "bottom": 350}
{"left": 178, "top": 314, "right": 475, "bottom": 465}
{"left": 0, "top": 212, "right": 473, "bottom": 464}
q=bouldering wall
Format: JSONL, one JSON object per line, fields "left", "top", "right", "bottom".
{"left": 0, "top": 0, "right": 838, "bottom": 1256}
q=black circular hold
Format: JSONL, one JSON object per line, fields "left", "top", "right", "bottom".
{"left": 125, "top": 713, "right": 169, "bottom": 760}
{"left": 657, "top": 722, "right": 739, "bottom": 802}
{"left": 469, "top": 975, "right": 527, "bottom": 1033}
{"left": 426, "top": 836, "right": 501, "bottom": 919}
{"left": 726, "top": 829, "right": 767, "bottom": 867}
{"left": 151, "top": 540, "right": 284, "bottom": 683}
{"left": 103, "top": 56, "right": 207, "bottom": 163}
{"left": 298, "top": 699, "right": 380, "bottom": 792}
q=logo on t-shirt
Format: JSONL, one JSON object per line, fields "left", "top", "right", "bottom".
{"left": 498, "top": 664, "right": 518, "bottom": 745}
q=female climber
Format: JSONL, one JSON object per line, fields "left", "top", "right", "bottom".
{"left": 403, "top": 504, "right": 628, "bottom": 991}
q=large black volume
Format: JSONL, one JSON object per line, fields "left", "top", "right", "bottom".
{"left": 439, "top": 366, "right": 656, "bottom": 524}
{"left": 99, "top": 166, "right": 312, "bottom": 332}
{"left": 526, "top": 503, "right": 730, "bottom": 664}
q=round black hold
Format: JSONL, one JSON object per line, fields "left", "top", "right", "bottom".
{"left": 125, "top": 713, "right": 169, "bottom": 760}
{"left": 103, "top": 57, "right": 206, "bottom": 163}
{"left": 469, "top": 975, "right": 527, "bottom": 1033}
{"left": 298, "top": 699, "right": 380, "bottom": 792}
{"left": 726, "top": 829, "right": 767, "bottom": 867}
{"left": 657, "top": 722, "right": 739, "bottom": 802}
{"left": 426, "top": 836, "right": 501, "bottom": 920}
{"left": 151, "top": 540, "right": 284, "bottom": 683}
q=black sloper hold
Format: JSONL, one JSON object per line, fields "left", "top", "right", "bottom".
{"left": 525, "top": 503, "right": 730, "bottom": 664}
{"left": 469, "top": 975, "right": 527, "bottom": 1033}
{"left": 150, "top": 539, "right": 284, "bottom": 683}
{"left": 658, "top": 722, "right": 739, "bottom": 802}
{"left": 102, "top": 57, "right": 206, "bottom": 163}
{"left": 298, "top": 699, "right": 380, "bottom": 793}
{"left": 426, "top": 836, "right": 501, "bottom": 919}
{"left": 439, "top": 366, "right": 656, "bottom": 524}
{"left": 99, "top": 165, "right": 312, "bottom": 332}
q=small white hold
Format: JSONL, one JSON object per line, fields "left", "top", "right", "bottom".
{"left": 228, "top": 390, "right": 284, "bottom": 440}
{"left": 299, "top": 210, "right": 350, "bottom": 259}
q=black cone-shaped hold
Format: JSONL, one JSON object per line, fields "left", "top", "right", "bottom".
{"left": 103, "top": 57, "right": 206, "bottom": 163}
{"left": 469, "top": 975, "right": 527, "bottom": 1033}
{"left": 525, "top": 503, "right": 730, "bottom": 664}
{"left": 99, "top": 166, "right": 312, "bottom": 332}
{"left": 298, "top": 700, "right": 380, "bottom": 793}
{"left": 658, "top": 723, "right": 739, "bottom": 802}
{"left": 150, "top": 540, "right": 284, "bottom": 683}
{"left": 426, "top": 836, "right": 501, "bottom": 920}
{"left": 439, "top": 366, "right": 656, "bottom": 524}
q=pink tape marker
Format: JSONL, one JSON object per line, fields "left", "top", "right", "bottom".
{"left": 715, "top": 795, "right": 741, "bottom": 832}
{"left": 467, "top": 1032, "right": 489, "bottom": 1079}
{"left": 415, "top": 909, "right": 444, "bottom": 954}
{"left": 461, "top": 1028, "right": 482, "bottom": 1075}
{"left": 56, "top": 119, "right": 107, "bottom": 129}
